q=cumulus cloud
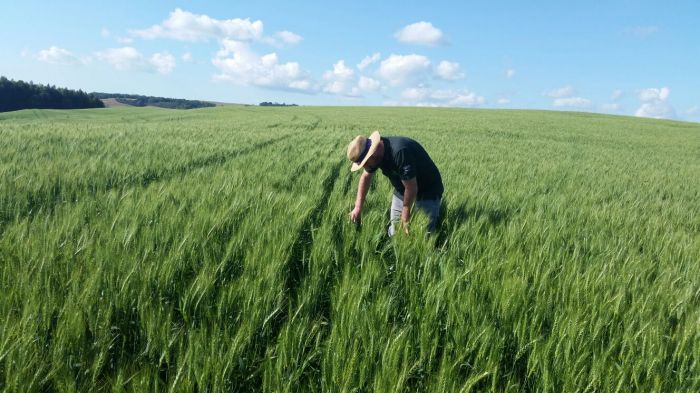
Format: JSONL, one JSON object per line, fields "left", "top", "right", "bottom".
{"left": 182, "top": 52, "right": 193, "bottom": 62}
{"left": 358, "top": 76, "right": 381, "bottom": 92}
{"left": 357, "top": 52, "right": 381, "bottom": 70}
{"left": 395, "top": 21, "right": 445, "bottom": 46}
{"left": 131, "top": 8, "right": 264, "bottom": 42}
{"left": 116, "top": 37, "right": 134, "bottom": 44}
{"left": 150, "top": 52, "right": 176, "bottom": 74}
{"left": 323, "top": 60, "right": 354, "bottom": 81}
{"left": 378, "top": 54, "right": 431, "bottom": 85}
{"left": 639, "top": 87, "right": 669, "bottom": 102}
{"left": 401, "top": 87, "right": 428, "bottom": 100}
{"left": 497, "top": 98, "right": 511, "bottom": 105}
{"left": 36, "top": 46, "right": 83, "bottom": 65}
{"left": 544, "top": 85, "right": 591, "bottom": 109}
{"left": 95, "top": 47, "right": 145, "bottom": 71}
{"left": 635, "top": 87, "right": 675, "bottom": 119}
{"left": 275, "top": 31, "right": 303, "bottom": 44}
{"left": 101, "top": 28, "right": 111, "bottom": 38}
{"left": 686, "top": 106, "right": 699, "bottom": 117}
{"left": 322, "top": 60, "right": 355, "bottom": 95}
{"left": 544, "top": 85, "right": 575, "bottom": 99}
{"left": 212, "top": 39, "right": 313, "bottom": 93}
{"left": 553, "top": 97, "right": 592, "bottom": 108}
{"left": 505, "top": 69, "right": 515, "bottom": 79}
{"left": 435, "top": 60, "right": 464, "bottom": 81}
{"left": 401, "top": 87, "right": 485, "bottom": 107}
{"left": 95, "top": 47, "right": 176, "bottom": 74}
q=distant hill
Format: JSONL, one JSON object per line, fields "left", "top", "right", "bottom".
{"left": 0, "top": 76, "right": 104, "bottom": 112}
{"left": 259, "top": 101, "right": 298, "bottom": 107}
{"left": 92, "top": 93, "right": 216, "bottom": 110}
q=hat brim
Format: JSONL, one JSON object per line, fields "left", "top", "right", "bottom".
{"left": 351, "top": 131, "right": 381, "bottom": 172}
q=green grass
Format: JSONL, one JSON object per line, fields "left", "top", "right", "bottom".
{"left": 0, "top": 106, "right": 698, "bottom": 392}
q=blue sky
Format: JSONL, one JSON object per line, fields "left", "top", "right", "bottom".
{"left": 2, "top": 0, "right": 699, "bottom": 121}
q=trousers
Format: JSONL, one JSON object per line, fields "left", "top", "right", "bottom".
{"left": 388, "top": 194, "right": 441, "bottom": 236}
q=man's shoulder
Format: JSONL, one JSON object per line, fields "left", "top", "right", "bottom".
{"left": 384, "top": 136, "right": 418, "bottom": 151}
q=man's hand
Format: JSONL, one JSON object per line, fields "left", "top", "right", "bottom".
{"left": 349, "top": 206, "right": 362, "bottom": 223}
{"left": 401, "top": 177, "right": 417, "bottom": 235}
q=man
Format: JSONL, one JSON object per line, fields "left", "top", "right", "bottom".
{"left": 347, "top": 131, "right": 443, "bottom": 236}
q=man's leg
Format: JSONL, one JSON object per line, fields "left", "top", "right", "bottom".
{"left": 415, "top": 198, "right": 441, "bottom": 233}
{"left": 388, "top": 194, "right": 403, "bottom": 237}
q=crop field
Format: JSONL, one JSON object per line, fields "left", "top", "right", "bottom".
{"left": 0, "top": 106, "right": 699, "bottom": 392}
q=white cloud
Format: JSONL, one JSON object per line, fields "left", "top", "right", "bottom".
{"left": 435, "top": 60, "right": 464, "bottom": 81}
{"left": 505, "top": 69, "right": 515, "bottom": 79}
{"left": 116, "top": 37, "right": 134, "bottom": 44}
{"left": 639, "top": 87, "right": 669, "bottom": 102}
{"left": 131, "top": 8, "right": 263, "bottom": 42}
{"left": 635, "top": 87, "right": 675, "bottom": 119}
{"left": 553, "top": 97, "right": 592, "bottom": 108}
{"left": 321, "top": 60, "right": 356, "bottom": 95}
{"left": 36, "top": 46, "right": 83, "bottom": 65}
{"left": 182, "top": 52, "right": 193, "bottom": 62}
{"left": 212, "top": 39, "right": 313, "bottom": 93}
{"left": 497, "top": 98, "right": 511, "bottom": 105}
{"left": 275, "top": 31, "right": 302, "bottom": 44}
{"left": 394, "top": 21, "right": 445, "bottom": 46}
{"left": 323, "top": 81, "right": 345, "bottom": 94}
{"left": 95, "top": 47, "right": 176, "bottom": 74}
{"left": 544, "top": 85, "right": 591, "bottom": 108}
{"left": 686, "top": 106, "right": 699, "bottom": 117}
{"left": 401, "top": 87, "right": 428, "bottom": 100}
{"left": 401, "top": 87, "right": 485, "bottom": 107}
{"left": 101, "top": 28, "right": 111, "bottom": 38}
{"left": 357, "top": 52, "right": 381, "bottom": 70}
{"left": 323, "top": 60, "right": 353, "bottom": 81}
{"left": 150, "top": 52, "right": 176, "bottom": 74}
{"left": 378, "top": 54, "right": 431, "bottom": 85}
{"left": 544, "top": 85, "right": 575, "bottom": 99}
{"left": 96, "top": 47, "right": 145, "bottom": 71}
{"left": 448, "top": 92, "right": 486, "bottom": 106}
{"left": 636, "top": 102, "right": 674, "bottom": 119}
{"left": 358, "top": 76, "right": 381, "bottom": 92}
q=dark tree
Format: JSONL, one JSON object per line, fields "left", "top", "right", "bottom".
{"left": 0, "top": 76, "right": 105, "bottom": 112}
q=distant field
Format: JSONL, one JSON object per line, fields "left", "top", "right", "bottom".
{"left": 1, "top": 106, "right": 698, "bottom": 392}
{"left": 100, "top": 98, "right": 130, "bottom": 108}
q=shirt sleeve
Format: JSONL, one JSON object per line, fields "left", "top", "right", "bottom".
{"left": 395, "top": 149, "right": 416, "bottom": 180}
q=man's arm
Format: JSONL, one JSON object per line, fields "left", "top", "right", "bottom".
{"left": 401, "top": 177, "right": 418, "bottom": 230}
{"left": 349, "top": 170, "right": 374, "bottom": 222}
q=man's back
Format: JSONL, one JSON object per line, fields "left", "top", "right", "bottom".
{"left": 378, "top": 136, "right": 444, "bottom": 200}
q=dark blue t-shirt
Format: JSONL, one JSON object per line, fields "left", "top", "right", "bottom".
{"left": 369, "top": 136, "right": 443, "bottom": 200}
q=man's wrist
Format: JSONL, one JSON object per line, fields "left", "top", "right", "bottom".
{"left": 401, "top": 208, "right": 410, "bottom": 223}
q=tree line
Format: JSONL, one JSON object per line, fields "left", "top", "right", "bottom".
{"left": 91, "top": 93, "right": 216, "bottom": 109}
{"left": 259, "top": 102, "right": 298, "bottom": 107}
{"left": 0, "top": 76, "right": 104, "bottom": 112}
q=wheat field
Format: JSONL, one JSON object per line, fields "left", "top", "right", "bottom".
{"left": 1, "top": 106, "right": 698, "bottom": 392}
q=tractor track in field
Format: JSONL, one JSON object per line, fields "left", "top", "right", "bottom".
{"left": 0, "top": 133, "right": 298, "bottom": 237}
{"left": 284, "top": 158, "right": 344, "bottom": 313}
{"left": 230, "top": 156, "right": 344, "bottom": 391}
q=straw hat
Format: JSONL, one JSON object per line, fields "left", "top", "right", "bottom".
{"left": 347, "top": 131, "right": 381, "bottom": 172}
